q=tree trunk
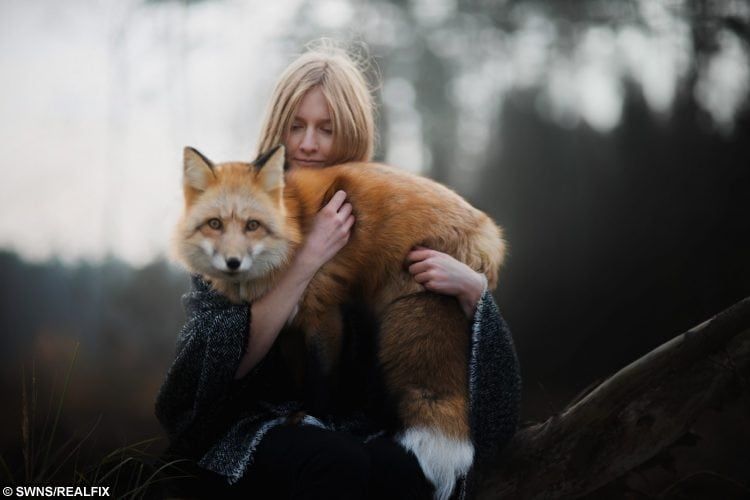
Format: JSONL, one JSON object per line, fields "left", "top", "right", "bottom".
{"left": 477, "top": 297, "right": 750, "bottom": 499}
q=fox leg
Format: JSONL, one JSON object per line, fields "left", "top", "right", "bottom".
{"left": 303, "top": 308, "right": 347, "bottom": 416}
{"left": 292, "top": 275, "right": 349, "bottom": 414}
{"left": 378, "top": 293, "right": 473, "bottom": 500}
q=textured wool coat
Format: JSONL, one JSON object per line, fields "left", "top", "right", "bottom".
{"left": 155, "top": 275, "right": 521, "bottom": 496}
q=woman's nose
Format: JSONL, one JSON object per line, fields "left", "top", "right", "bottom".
{"left": 299, "top": 129, "right": 318, "bottom": 154}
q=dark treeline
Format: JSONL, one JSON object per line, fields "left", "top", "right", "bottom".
{"left": 0, "top": 252, "right": 189, "bottom": 461}
{"left": 484, "top": 84, "right": 750, "bottom": 418}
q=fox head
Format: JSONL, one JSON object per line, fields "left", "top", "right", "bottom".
{"left": 173, "top": 145, "right": 301, "bottom": 294}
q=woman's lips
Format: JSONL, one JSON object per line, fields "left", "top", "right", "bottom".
{"left": 293, "top": 158, "right": 325, "bottom": 167}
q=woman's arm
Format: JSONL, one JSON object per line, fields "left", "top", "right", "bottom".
{"left": 234, "top": 190, "right": 354, "bottom": 379}
{"left": 154, "top": 275, "right": 253, "bottom": 457}
{"left": 406, "top": 246, "right": 488, "bottom": 318}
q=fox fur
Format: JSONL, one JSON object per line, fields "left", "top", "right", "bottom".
{"left": 173, "top": 145, "right": 505, "bottom": 499}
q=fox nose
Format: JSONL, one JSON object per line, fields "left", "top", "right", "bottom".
{"left": 226, "top": 257, "right": 241, "bottom": 270}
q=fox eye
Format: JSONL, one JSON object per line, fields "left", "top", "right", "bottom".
{"left": 246, "top": 220, "right": 260, "bottom": 231}
{"left": 207, "top": 218, "right": 222, "bottom": 230}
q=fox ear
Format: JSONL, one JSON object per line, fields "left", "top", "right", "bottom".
{"left": 254, "top": 145, "right": 285, "bottom": 194}
{"left": 183, "top": 147, "right": 215, "bottom": 192}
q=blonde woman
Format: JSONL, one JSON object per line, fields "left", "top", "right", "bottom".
{"left": 156, "top": 41, "right": 521, "bottom": 499}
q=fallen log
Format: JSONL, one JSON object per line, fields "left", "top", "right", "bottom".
{"left": 477, "top": 297, "right": 750, "bottom": 499}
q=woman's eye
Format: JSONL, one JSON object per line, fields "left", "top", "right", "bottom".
{"left": 246, "top": 220, "right": 260, "bottom": 231}
{"left": 290, "top": 123, "right": 303, "bottom": 131}
{"left": 207, "top": 218, "right": 222, "bottom": 230}
{"left": 321, "top": 128, "right": 333, "bottom": 135}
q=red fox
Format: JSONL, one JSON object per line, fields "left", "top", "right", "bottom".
{"left": 174, "top": 145, "right": 506, "bottom": 499}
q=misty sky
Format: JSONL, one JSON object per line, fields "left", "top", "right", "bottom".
{"left": 1, "top": 0, "right": 746, "bottom": 266}
{"left": 0, "top": 0, "right": 301, "bottom": 265}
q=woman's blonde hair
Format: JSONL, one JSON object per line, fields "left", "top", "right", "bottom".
{"left": 257, "top": 40, "right": 377, "bottom": 165}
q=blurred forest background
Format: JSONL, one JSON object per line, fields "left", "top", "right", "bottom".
{"left": 1, "top": 0, "right": 749, "bottom": 495}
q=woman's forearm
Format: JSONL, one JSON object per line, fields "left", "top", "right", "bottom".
{"left": 234, "top": 259, "right": 315, "bottom": 379}
{"left": 406, "top": 247, "right": 489, "bottom": 319}
{"left": 234, "top": 190, "right": 354, "bottom": 379}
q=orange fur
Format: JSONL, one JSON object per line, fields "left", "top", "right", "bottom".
{"left": 174, "top": 145, "right": 505, "bottom": 449}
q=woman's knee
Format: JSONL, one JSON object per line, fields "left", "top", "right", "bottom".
{"left": 365, "top": 436, "right": 434, "bottom": 499}
{"left": 253, "top": 424, "right": 370, "bottom": 498}
{"left": 299, "top": 428, "right": 370, "bottom": 483}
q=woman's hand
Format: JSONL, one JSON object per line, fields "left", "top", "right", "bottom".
{"left": 407, "top": 246, "right": 488, "bottom": 319}
{"left": 295, "top": 190, "right": 354, "bottom": 279}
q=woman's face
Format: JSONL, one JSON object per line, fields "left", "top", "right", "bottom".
{"left": 284, "top": 86, "right": 334, "bottom": 170}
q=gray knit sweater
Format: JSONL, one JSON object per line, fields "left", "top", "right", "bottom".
{"left": 155, "top": 275, "right": 521, "bottom": 494}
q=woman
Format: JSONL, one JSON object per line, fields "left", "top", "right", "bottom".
{"left": 155, "top": 41, "right": 521, "bottom": 500}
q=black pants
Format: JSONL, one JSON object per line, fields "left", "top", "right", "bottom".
{"left": 207, "top": 424, "right": 434, "bottom": 500}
